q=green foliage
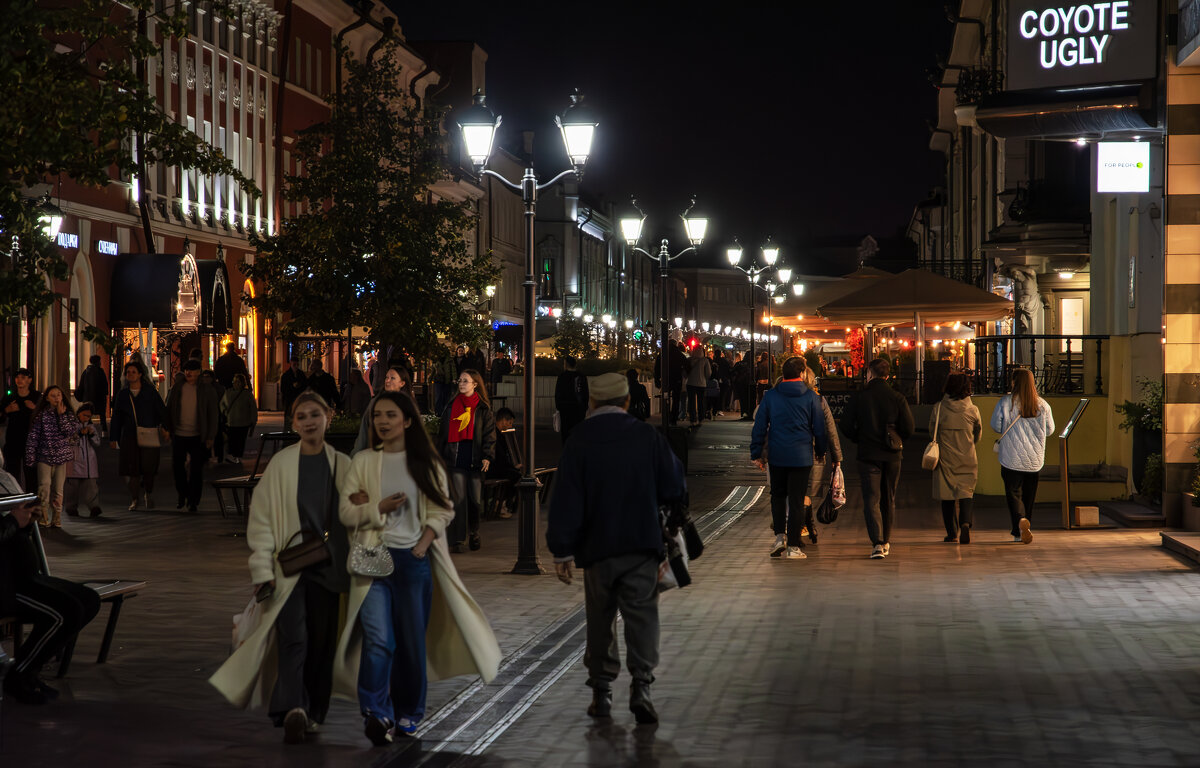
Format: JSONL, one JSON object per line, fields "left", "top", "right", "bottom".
{"left": 550, "top": 318, "right": 599, "bottom": 360}
{"left": 1142, "top": 452, "right": 1163, "bottom": 501}
{"left": 1115, "top": 377, "right": 1163, "bottom": 432}
{"left": 244, "top": 40, "right": 496, "bottom": 363}
{"left": 0, "top": 0, "right": 256, "bottom": 321}
{"left": 422, "top": 414, "right": 441, "bottom": 438}
{"left": 327, "top": 412, "right": 362, "bottom": 434}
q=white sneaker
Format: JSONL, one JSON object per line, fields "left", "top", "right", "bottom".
{"left": 770, "top": 534, "right": 787, "bottom": 558}
{"left": 882, "top": 543, "right": 890, "bottom": 556}
{"left": 144, "top": 495, "right": 155, "bottom": 510}
{"left": 128, "top": 499, "right": 139, "bottom": 511}
{"left": 784, "top": 546, "right": 807, "bottom": 559}
{"left": 870, "top": 545, "right": 886, "bottom": 559}
{"left": 1012, "top": 535, "right": 1023, "bottom": 542}
{"left": 1019, "top": 518, "right": 1033, "bottom": 544}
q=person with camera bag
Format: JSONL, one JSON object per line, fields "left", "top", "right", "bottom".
{"left": 209, "top": 391, "right": 351, "bottom": 744}
{"left": 546, "top": 372, "right": 686, "bottom": 725}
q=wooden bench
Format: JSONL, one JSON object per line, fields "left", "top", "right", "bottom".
{"left": 56, "top": 580, "right": 147, "bottom": 677}
{"left": 210, "top": 431, "right": 298, "bottom": 517}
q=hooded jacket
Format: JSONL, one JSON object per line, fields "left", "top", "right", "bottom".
{"left": 546, "top": 408, "right": 686, "bottom": 568}
{"left": 750, "top": 380, "right": 828, "bottom": 467}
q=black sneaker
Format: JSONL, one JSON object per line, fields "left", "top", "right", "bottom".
{"left": 89, "top": 507, "right": 103, "bottom": 518}
{"left": 364, "top": 715, "right": 393, "bottom": 747}
{"left": 283, "top": 708, "right": 308, "bottom": 744}
{"left": 468, "top": 533, "right": 481, "bottom": 551}
{"left": 3, "top": 672, "right": 48, "bottom": 705}
{"left": 959, "top": 525, "right": 971, "bottom": 545}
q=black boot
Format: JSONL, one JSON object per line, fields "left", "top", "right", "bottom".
{"left": 629, "top": 681, "right": 658, "bottom": 724}
{"left": 3, "top": 671, "right": 48, "bottom": 705}
{"left": 587, "top": 687, "right": 612, "bottom": 718}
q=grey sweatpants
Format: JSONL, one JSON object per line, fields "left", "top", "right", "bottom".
{"left": 583, "top": 553, "right": 660, "bottom": 690}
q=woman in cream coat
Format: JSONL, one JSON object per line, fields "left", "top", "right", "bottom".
{"left": 209, "top": 391, "right": 351, "bottom": 744}
{"left": 930, "top": 373, "right": 982, "bottom": 544}
{"left": 334, "top": 390, "right": 500, "bottom": 746}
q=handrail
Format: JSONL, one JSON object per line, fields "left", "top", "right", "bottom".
{"left": 974, "top": 334, "right": 1110, "bottom": 341}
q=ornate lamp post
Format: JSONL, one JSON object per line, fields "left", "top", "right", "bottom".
{"left": 727, "top": 238, "right": 789, "bottom": 412}
{"left": 457, "top": 89, "right": 598, "bottom": 576}
{"left": 620, "top": 199, "right": 707, "bottom": 429}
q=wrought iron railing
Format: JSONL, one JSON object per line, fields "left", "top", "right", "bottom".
{"left": 971, "top": 334, "right": 1109, "bottom": 396}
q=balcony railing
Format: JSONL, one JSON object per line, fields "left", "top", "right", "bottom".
{"left": 971, "top": 334, "right": 1109, "bottom": 396}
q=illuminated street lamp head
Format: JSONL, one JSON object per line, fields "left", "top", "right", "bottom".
{"left": 726, "top": 239, "right": 743, "bottom": 266}
{"left": 38, "top": 196, "right": 64, "bottom": 239}
{"left": 761, "top": 238, "right": 779, "bottom": 266}
{"left": 456, "top": 90, "right": 499, "bottom": 171}
{"left": 792, "top": 283, "right": 804, "bottom": 296}
{"left": 572, "top": 306, "right": 583, "bottom": 318}
{"left": 620, "top": 215, "right": 643, "bottom": 246}
{"left": 764, "top": 280, "right": 777, "bottom": 294}
{"left": 556, "top": 90, "right": 598, "bottom": 175}
{"left": 674, "top": 317, "right": 683, "bottom": 328}
{"left": 683, "top": 215, "right": 708, "bottom": 246}
{"left": 583, "top": 313, "right": 594, "bottom": 324}
{"left": 624, "top": 319, "right": 634, "bottom": 329}
{"left": 701, "top": 322, "right": 710, "bottom": 332}
{"left": 776, "top": 266, "right": 792, "bottom": 284}
{"left": 773, "top": 295, "right": 785, "bottom": 304}
{"left": 602, "top": 313, "right": 612, "bottom": 324}
{"left": 485, "top": 284, "right": 496, "bottom": 298}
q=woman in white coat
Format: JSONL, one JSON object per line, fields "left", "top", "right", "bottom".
{"left": 335, "top": 391, "right": 500, "bottom": 747}
{"left": 990, "top": 368, "right": 1055, "bottom": 544}
{"left": 209, "top": 391, "right": 351, "bottom": 744}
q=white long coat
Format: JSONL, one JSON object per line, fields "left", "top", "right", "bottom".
{"left": 331, "top": 448, "right": 500, "bottom": 698}
{"left": 208, "top": 442, "right": 351, "bottom": 708}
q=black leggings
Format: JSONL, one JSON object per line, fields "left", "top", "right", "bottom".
{"left": 940, "top": 498, "right": 974, "bottom": 536}
{"left": 1000, "top": 467, "right": 1039, "bottom": 535}
{"left": 11, "top": 575, "right": 101, "bottom": 678}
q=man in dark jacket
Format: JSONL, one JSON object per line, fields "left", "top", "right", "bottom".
{"left": 554, "top": 356, "right": 588, "bottom": 443}
{"left": 489, "top": 350, "right": 512, "bottom": 397}
{"left": 306, "top": 361, "right": 341, "bottom": 411}
{"left": 279, "top": 356, "right": 307, "bottom": 427}
{"left": 732, "top": 353, "right": 753, "bottom": 420}
{"left": 212, "top": 342, "right": 251, "bottom": 390}
{"left": 751, "top": 357, "right": 828, "bottom": 560}
{"left": 76, "top": 355, "right": 109, "bottom": 435}
{"left": 546, "top": 372, "right": 686, "bottom": 725}
{"left": 1, "top": 466, "right": 100, "bottom": 704}
{"left": 164, "top": 359, "right": 219, "bottom": 512}
{"left": 840, "top": 357, "right": 914, "bottom": 559}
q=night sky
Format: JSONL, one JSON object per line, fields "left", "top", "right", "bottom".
{"left": 390, "top": 1, "right": 953, "bottom": 271}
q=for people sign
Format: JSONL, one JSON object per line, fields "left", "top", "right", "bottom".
{"left": 1007, "top": 1, "right": 1158, "bottom": 92}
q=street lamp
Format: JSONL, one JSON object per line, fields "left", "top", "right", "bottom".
{"left": 457, "top": 88, "right": 598, "bottom": 576}
{"left": 620, "top": 197, "right": 707, "bottom": 429}
{"left": 728, "top": 237, "right": 788, "bottom": 413}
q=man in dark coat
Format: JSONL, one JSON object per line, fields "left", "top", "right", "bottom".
{"left": 840, "top": 357, "right": 914, "bottom": 560}
{"left": 546, "top": 372, "right": 686, "bottom": 725}
{"left": 489, "top": 350, "right": 512, "bottom": 397}
{"left": 554, "top": 356, "right": 589, "bottom": 443}
{"left": 279, "top": 356, "right": 307, "bottom": 425}
{"left": 306, "top": 361, "right": 341, "bottom": 412}
{"left": 0, "top": 465, "right": 100, "bottom": 704}
{"left": 732, "top": 353, "right": 753, "bottom": 420}
{"left": 212, "top": 342, "right": 251, "bottom": 390}
{"left": 76, "top": 355, "right": 109, "bottom": 435}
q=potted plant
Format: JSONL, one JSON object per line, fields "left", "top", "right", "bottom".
{"left": 1114, "top": 376, "right": 1163, "bottom": 495}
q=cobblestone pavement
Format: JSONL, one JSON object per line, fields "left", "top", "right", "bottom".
{"left": 2, "top": 414, "right": 1199, "bottom": 767}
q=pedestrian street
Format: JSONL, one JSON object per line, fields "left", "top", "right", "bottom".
{"left": 3, "top": 417, "right": 1199, "bottom": 767}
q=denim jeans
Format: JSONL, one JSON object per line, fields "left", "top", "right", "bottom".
{"left": 768, "top": 464, "right": 812, "bottom": 548}
{"left": 357, "top": 548, "right": 433, "bottom": 724}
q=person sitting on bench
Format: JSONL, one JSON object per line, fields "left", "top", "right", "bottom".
{"left": 0, "top": 458, "right": 100, "bottom": 705}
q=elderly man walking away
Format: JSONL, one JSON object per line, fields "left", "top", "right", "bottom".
{"left": 840, "top": 358, "right": 914, "bottom": 559}
{"left": 547, "top": 372, "right": 686, "bottom": 725}
{"left": 750, "top": 357, "right": 827, "bottom": 560}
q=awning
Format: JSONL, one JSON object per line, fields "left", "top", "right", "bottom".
{"left": 110, "top": 253, "right": 233, "bottom": 334}
{"left": 816, "top": 269, "right": 1012, "bottom": 325}
{"left": 975, "top": 83, "right": 1157, "bottom": 140}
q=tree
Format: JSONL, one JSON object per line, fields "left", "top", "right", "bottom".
{"left": 243, "top": 39, "right": 497, "bottom": 364}
{"left": 0, "top": 0, "right": 257, "bottom": 348}
{"left": 551, "top": 318, "right": 599, "bottom": 360}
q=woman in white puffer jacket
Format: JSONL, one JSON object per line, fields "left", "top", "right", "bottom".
{"left": 990, "top": 368, "right": 1055, "bottom": 544}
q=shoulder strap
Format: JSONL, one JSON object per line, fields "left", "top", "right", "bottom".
{"left": 932, "top": 403, "right": 941, "bottom": 440}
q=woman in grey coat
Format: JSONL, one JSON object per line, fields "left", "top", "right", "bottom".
{"left": 930, "top": 373, "right": 982, "bottom": 544}
{"left": 802, "top": 367, "right": 843, "bottom": 544}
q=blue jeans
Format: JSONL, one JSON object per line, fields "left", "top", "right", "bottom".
{"left": 357, "top": 548, "right": 433, "bottom": 724}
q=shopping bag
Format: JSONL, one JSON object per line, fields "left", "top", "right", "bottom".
{"left": 231, "top": 595, "right": 263, "bottom": 653}
{"left": 831, "top": 465, "right": 846, "bottom": 509}
{"left": 657, "top": 529, "right": 691, "bottom": 591}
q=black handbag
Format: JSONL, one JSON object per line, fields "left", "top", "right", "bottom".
{"left": 816, "top": 489, "right": 839, "bottom": 525}
{"left": 277, "top": 456, "right": 337, "bottom": 577}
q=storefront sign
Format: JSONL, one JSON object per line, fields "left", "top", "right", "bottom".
{"left": 56, "top": 232, "right": 79, "bottom": 249}
{"left": 1097, "top": 141, "right": 1150, "bottom": 192}
{"left": 97, "top": 239, "right": 119, "bottom": 256}
{"left": 1007, "top": 1, "right": 1158, "bottom": 91}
